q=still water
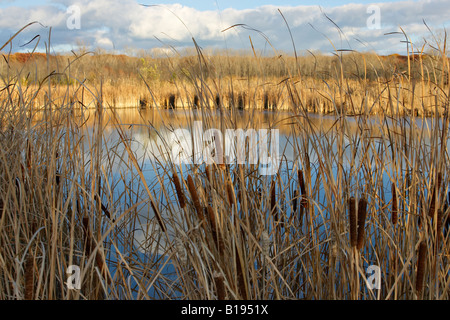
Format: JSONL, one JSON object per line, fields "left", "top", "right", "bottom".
{"left": 73, "top": 107, "right": 447, "bottom": 298}
{"left": 78, "top": 108, "right": 445, "bottom": 252}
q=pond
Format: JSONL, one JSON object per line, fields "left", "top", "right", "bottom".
{"left": 74, "top": 106, "right": 448, "bottom": 298}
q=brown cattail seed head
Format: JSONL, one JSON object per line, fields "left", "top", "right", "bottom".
{"left": 292, "top": 189, "right": 298, "bottom": 214}
{"left": 172, "top": 172, "right": 186, "bottom": 209}
{"left": 391, "top": 183, "right": 398, "bottom": 225}
{"left": 213, "top": 270, "right": 226, "bottom": 300}
{"left": 357, "top": 196, "right": 368, "bottom": 250}
{"left": 226, "top": 179, "right": 235, "bottom": 207}
{"left": 187, "top": 174, "right": 204, "bottom": 222}
{"left": 416, "top": 241, "right": 427, "bottom": 296}
{"left": 270, "top": 180, "right": 277, "bottom": 219}
{"left": 24, "top": 255, "right": 34, "bottom": 300}
{"left": 298, "top": 169, "right": 308, "bottom": 208}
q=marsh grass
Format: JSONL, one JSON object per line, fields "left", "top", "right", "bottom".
{"left": 0, "top": 22, "right": 449, "bottom": 300}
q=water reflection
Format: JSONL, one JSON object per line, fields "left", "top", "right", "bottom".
{"left": 77, "top": 108, "right": 445, "bottom": 255}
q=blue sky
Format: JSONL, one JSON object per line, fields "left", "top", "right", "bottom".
{"left": 0, "top": 0, "right": 449, "bottom": 55}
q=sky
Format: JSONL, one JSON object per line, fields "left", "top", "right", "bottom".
{"left": 0, "top": 0, "right": 449, "bottom": 55}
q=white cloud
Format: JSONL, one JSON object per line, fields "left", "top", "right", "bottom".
{"left": 0, "top": 0, "right": 449, "bottom": 54}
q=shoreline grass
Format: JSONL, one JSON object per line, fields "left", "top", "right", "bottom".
{"left": 0, "top": 23, "right": 449, "bottom": 300}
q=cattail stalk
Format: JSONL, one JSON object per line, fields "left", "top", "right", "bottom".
{"left": 226, "top": 178, "right": 235, "bottom": 207}
{"left": 205, "top": 164, "right": 214, "bottom": 184}
{"left": 391, "top": 183, "right": 398, "bottom": 225}
{"left": 187, "top": 174, "right": 204, "bottom": 222}
{"left": 357, "top": 196, "right": 368, "bottom": 250}
{"left": 172, "top": 172, "right": 186, "bottom": 209}
{"left": 348, "top": 196, "right": 357, "bottom": 248}
{"left": 206, "top": 205, "right": 221, "bottom": 254}
{"left": 24, "top": 255, "right": 34, "bottom": 300}
{"left": 292, "top": 189, "right": 298, "bottom": 214}
{"left": 298, "top": 169, "right": 308, "bottom": 208}
{"left": 213, "top": 271, "right": 226, "bottom": 300}
{"left": 416, "top": 241, "right": 427, "bottom": 296}
{"left": 418, "top": 192, "right": 424, "bottom": 229}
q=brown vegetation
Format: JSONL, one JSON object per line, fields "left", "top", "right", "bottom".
{"left": 0, "top": 25, "right": 449, "bottom": 301}
{"left": 2, "top": 49, "right": 449, "bottom": 116}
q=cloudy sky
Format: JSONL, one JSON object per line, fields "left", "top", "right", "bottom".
{"left": 0, "top": 0, "right": 449, "bottom": 55}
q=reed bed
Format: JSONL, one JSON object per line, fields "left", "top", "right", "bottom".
{"left": 0, "top": 24, "right": 449, "bottom": 300}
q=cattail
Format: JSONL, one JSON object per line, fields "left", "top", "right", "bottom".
{"left": 348, "top": 197, "right": 357, "bottom": 248}
{"left": 357, "top": 196, "right": 368, "bottom": 250}
{"left": 292, "top": 189, "right": 298, "bottom": 214}
{"left": 172, "top": 172, "right": 186, "bottom": 209}
{"left": 270, "top": 180, "right": 277, "bottom": 220}
{"left": 187, "top": 175, "right": 204, "bottom": 222}
{"left": 205, "top": 165, "right": 211, "bottom": 183}
{"left": 206, "top": 205, "right": 217, "bottom": 230}
{"left": 391, "top": 183, "right": 398, "bottom": 225}
{"left": 226, "top": 178, "right": 235, "bottom": 207}
{"left": 298, "top": 169, "right": 308, "bottom": 208}
{"left": 24, "top": 255, "right": 34, "bottom": 300}
{"left": 213, "top": 270, "right": 226, "bottom": 300}
{"left": 206, "top": 205, "right": 219, "bottom": 249}
{"left": 206, "top": 164, "right": 215, "bottom": 184}
{"left": 15, "top": 177, "right": 21, "bottom": 203}
{"left": 207, "top": 205, "right": 225, "bottom": 258}
{"left": 416, "top": 241, "right": 427, "bottom": 296}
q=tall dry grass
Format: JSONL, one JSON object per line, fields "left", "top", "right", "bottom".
{"left": 0, "top": 22, "right": 449, "bottom": 300}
